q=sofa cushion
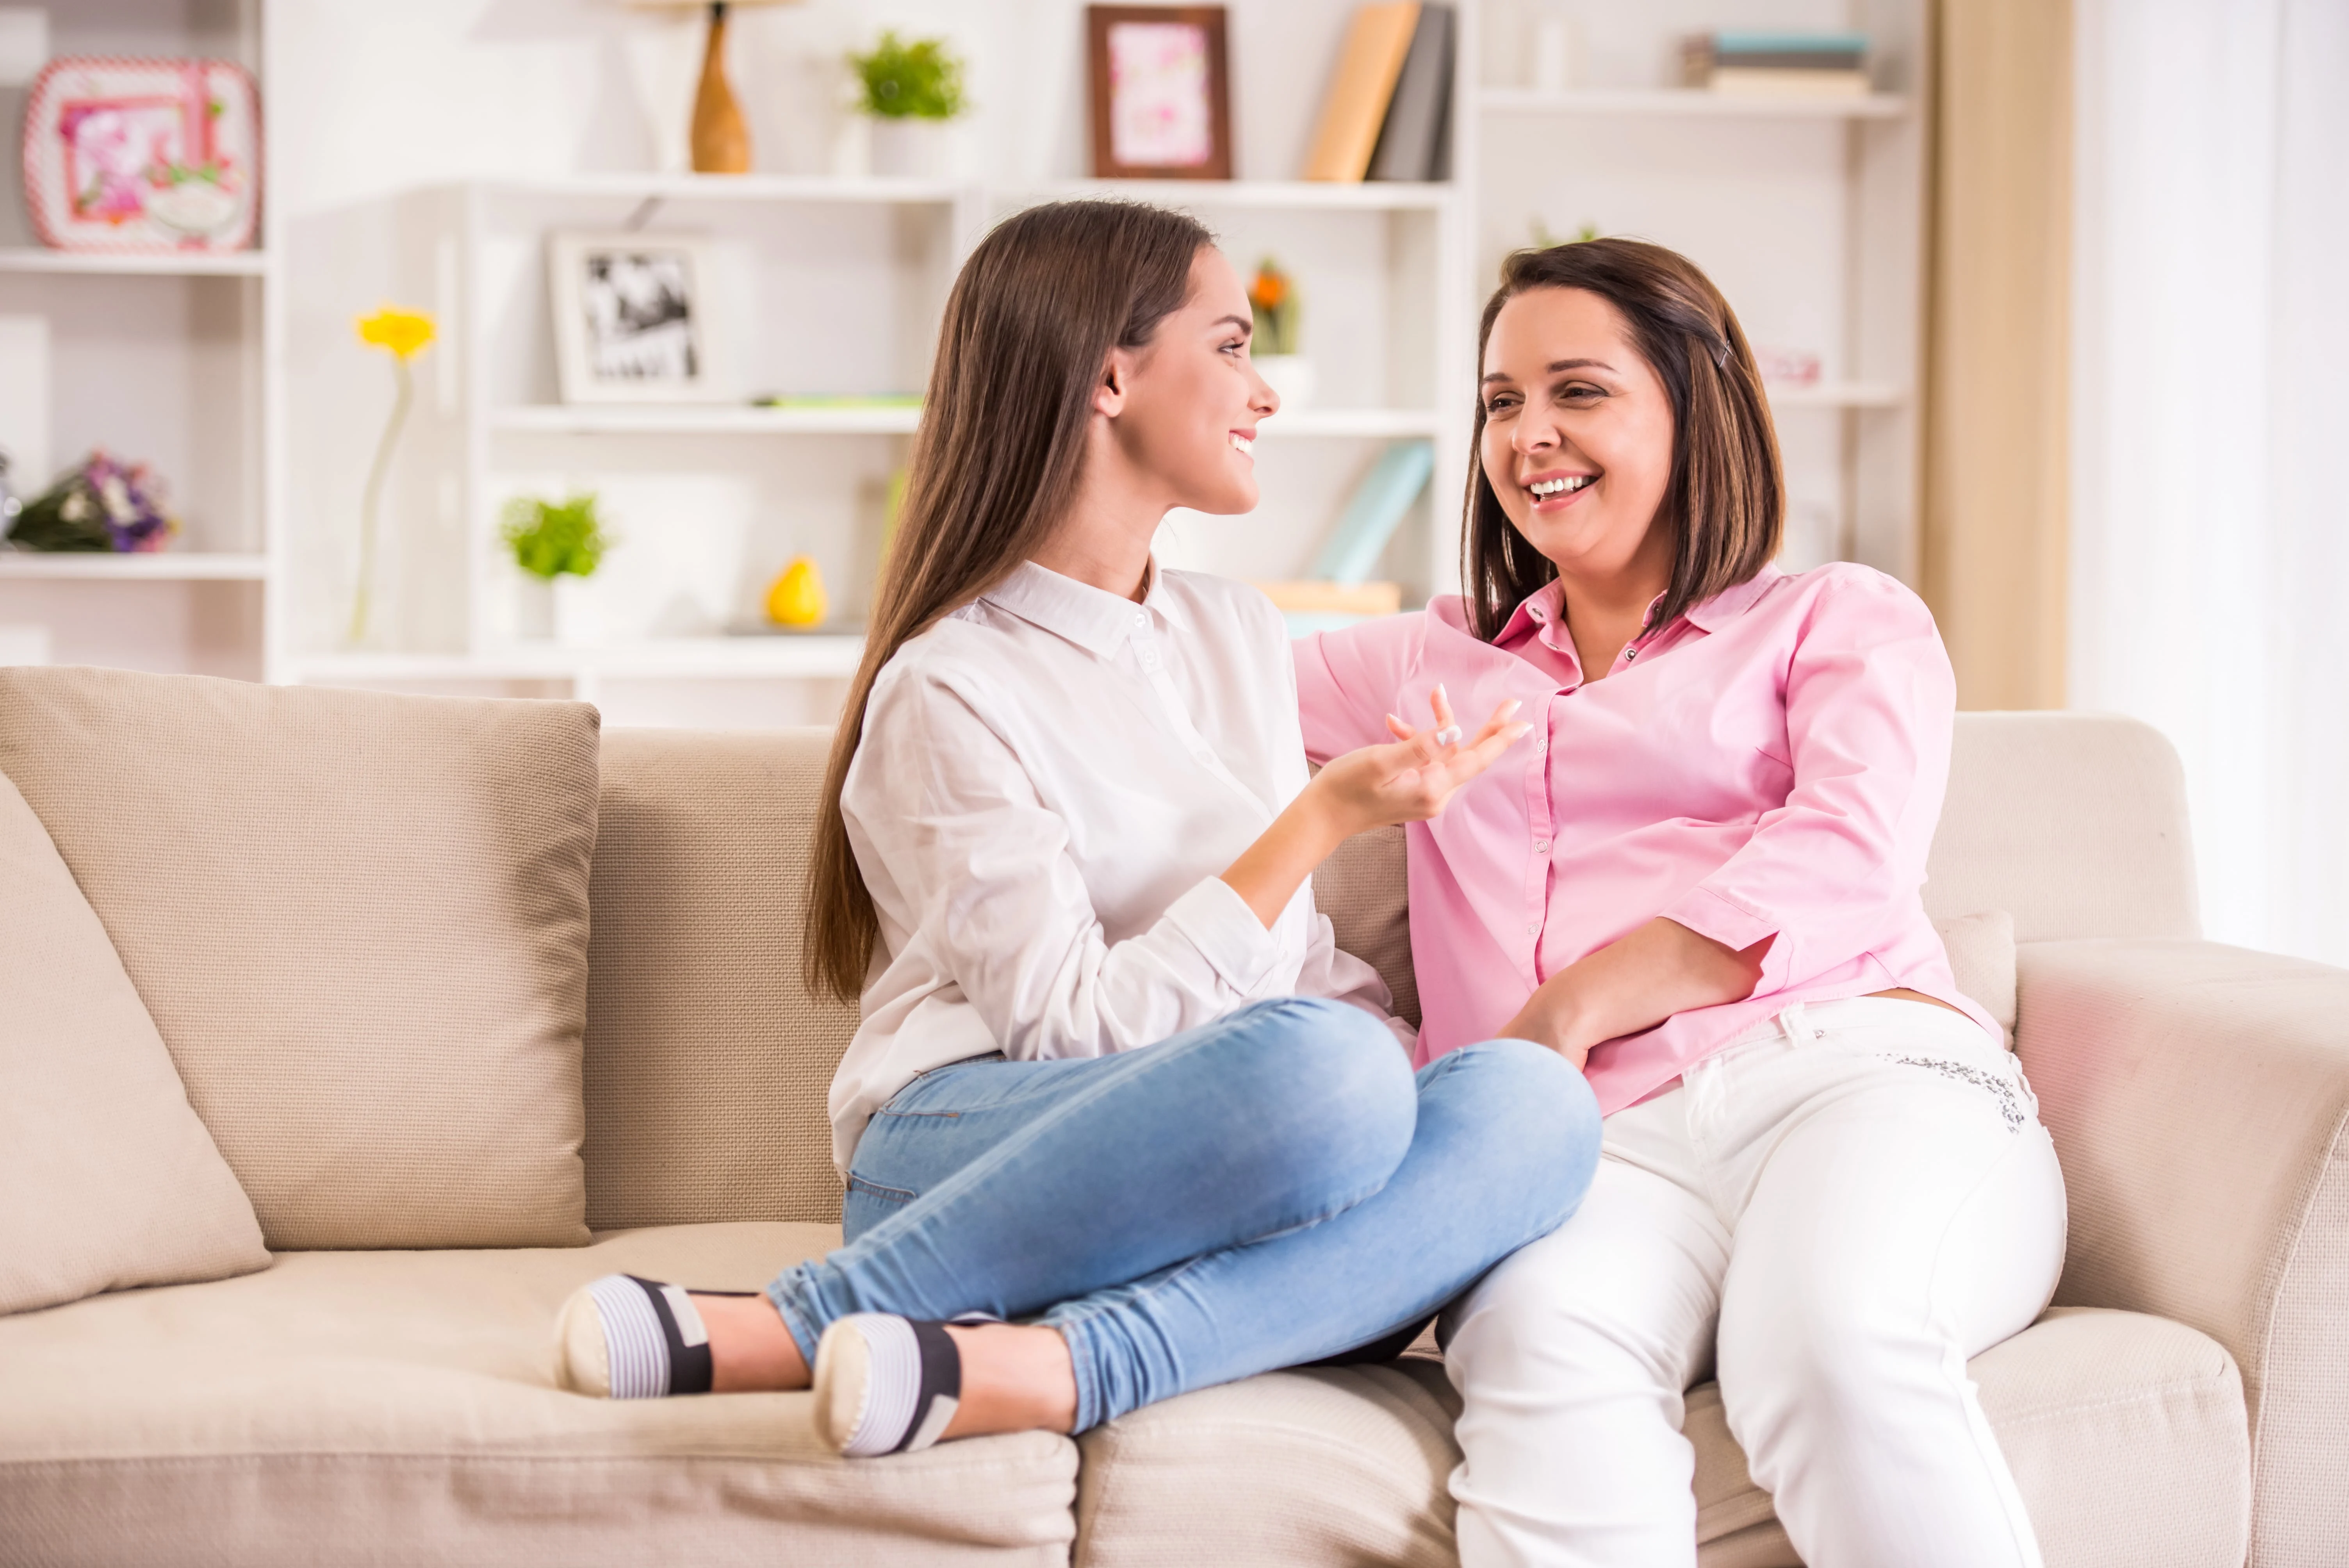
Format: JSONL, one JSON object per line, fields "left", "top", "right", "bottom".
{"left": 0, "top": 768, "right": 268, "bottom": 1315}
{"left": 585, "top": 727, "right": 860, "bottom": 1229}
{"left": 1070, "top": 1308, "right": 2247, "bottom": 1568}
{"left": 0, "top": 1222, "right": 1076, "bottom": 1568}
{"left": 1317, "top": 823, "right": 1420, "bottom": 1030}
{"left": 1936, "top": 909, "right": 2018, "bottom": 1039}
{"left": 1930, "top": 713, "right": 2198, "bottom": 943}
{"left": 0, "top": 666, "right": 598, "bottom": 1250}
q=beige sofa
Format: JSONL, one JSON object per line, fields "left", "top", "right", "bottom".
{"left": 3, "top": 688, "right": 2344, "bottom": 1568}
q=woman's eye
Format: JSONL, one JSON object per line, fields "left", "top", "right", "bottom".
{"left": 1223, "top": 340, "right": 1246, "bottom": 356}
{"left": 1483, "top": 395, "right": 1519, "bottom": 415}
{"left": 1561, "top": 383, "right": 1604, "bottom": 402}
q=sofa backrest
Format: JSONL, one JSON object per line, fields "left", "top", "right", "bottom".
{"left": 582, "top": 711, "right": 2198, "bottom": 1227}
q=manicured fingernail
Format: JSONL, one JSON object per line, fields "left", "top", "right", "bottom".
{"left": 1436, "top": 683, "right": 1449, "bottom": 702}
{"left": 1501, "top": 699, "right": 1521, "bottom": 717}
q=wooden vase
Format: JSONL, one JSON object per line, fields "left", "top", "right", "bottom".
{"left": 691, "top": 2, "right": 750, "bottom": 175}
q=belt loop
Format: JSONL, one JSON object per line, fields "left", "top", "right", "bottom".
{"left": 1777, "top": 1001, "right": 1818, "bottom": 1044}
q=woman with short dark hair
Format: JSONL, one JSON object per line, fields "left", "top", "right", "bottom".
{"left": 1296, "top": 238, "right": 2067, "bottom": 1567}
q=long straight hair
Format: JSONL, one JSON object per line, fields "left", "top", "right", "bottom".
{"left": 806, "top": 200, "right": 1214, "bottom": 1002}
{"left": 1460, "top": 239, "right": 1784, "bottom": 641}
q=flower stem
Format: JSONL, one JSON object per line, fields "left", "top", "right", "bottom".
{"left": 349, "top": 356, "right": 415, "bottom": 646}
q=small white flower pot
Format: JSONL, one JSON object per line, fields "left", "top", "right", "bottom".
{"left": 1254, "top": 355, "right": 1317, "bottom": 412}
{"left": 868, "top": 118, "right": 954, "bottom": 180}
{"left": 552, "top": 574, "right": 606, "bottom": 648}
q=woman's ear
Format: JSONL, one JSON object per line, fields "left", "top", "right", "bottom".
{"left": 1093, "top": 347, "right": 1133, "bottom": 420}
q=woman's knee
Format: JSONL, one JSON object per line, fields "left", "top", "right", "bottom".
{"left": 1179, "top": 996, "right": 1417, "bottom": 1198}
{"left": 1431, "top": 1039, "right": 1603, "bottom": 1205}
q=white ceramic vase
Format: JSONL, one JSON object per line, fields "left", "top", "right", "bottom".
{"left": 1253, "top": 355, "right": 1317, "bottom": 412}
{"left": 552, "top": 573, "right": 606, "bottom": 648}
{"left": 868, "top": 118, "right": 953, "bottom": 180}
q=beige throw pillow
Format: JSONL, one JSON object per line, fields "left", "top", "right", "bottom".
{"left": 0, "top": 769, "right": 268, "bottom": 1315}
{"left": 1934, "top": 909, "right": 2019, "bottom": 1043}
{"left": 0, "top": 668, "right": 599, "bottom": 1251}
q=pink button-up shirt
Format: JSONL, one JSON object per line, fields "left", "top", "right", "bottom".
{"left": 1294, "top": 561, "right": 1995, "bottom": 1116}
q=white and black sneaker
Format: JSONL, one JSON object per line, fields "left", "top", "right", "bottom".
{"left": 813, "top": 1313, "right": 987, "bottom": 1457}
{"left": 556, "top": 1274, "right": 754, "bottom": 1399}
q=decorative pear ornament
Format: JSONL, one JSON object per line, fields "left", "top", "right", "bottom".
{"left": 765, "top": 556, "right": 828, "bottom": 627}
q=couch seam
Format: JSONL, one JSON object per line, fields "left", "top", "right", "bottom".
{"left": 2244, "top": 1105, "right": 2349, "bottom": 1556}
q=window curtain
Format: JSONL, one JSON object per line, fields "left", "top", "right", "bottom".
{"left": 2070, "top": 0, "right": 2349, "bottom": 965}
{"left": 1923, "top": 0, "right": 2073, "bottom": 711}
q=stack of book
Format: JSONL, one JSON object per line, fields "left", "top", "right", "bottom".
{"left": 1302, "top": 4, "right": 1456, "bottom": 184}
{"left": 1681, "top": 31, "right": 1871, "bottom": 99}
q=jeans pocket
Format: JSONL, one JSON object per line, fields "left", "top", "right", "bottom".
{"left": 1875, "top": 1048, "right": 2033, "bottom": 1134}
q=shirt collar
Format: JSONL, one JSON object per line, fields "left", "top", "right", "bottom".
{"left": 1477, "top": 560, "right": 1786, "bottom": 647}
{"left": 979, "top": 558, "right": 1161, "bottom": 658}
{"left": 1683, "top": 563, "right": 1783, "bottom": 633}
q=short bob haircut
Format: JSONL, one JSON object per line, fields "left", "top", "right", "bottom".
{"left": 1461, "top": 238, "right": 1784, "bottom": 643}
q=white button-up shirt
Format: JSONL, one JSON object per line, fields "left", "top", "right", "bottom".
{"left": 828, "top": 559, "right": 1404, "bottom": 1173}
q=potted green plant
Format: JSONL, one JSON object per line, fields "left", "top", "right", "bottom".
{"left": 501, "top": 492, "right": 613, "bottom": 646}
{"left": 849, "top": 30, "right": 968, "bottom": 179}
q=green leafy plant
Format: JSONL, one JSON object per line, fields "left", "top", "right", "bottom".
{"left": 500, "top": 493, "right": 611, "bottom": 580}
{"left": 849, "top": 31, "right": 968, "bottom": 120}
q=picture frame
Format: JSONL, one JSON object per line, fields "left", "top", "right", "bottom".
{"left": 546, "top": 232, "right": 729, "bottom": 405}
{"left": 20, "top": 57, "right": 262, "bottom": 254}
{"left": 1086, "top": 6, "right": 1232, "bottom": 181}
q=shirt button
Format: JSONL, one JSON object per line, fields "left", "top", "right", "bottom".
{"left": 1134, "top": 611, "right": 1148, "bottom": 626}
{"left": 1534, "top": 739, "right": 1547, "bottom": 754}
{"left": 1534, "top": 839, "right": 1549, "bottom": 852}
{"left": 1524, "top": 923, "right": 1537, "bottom": 936}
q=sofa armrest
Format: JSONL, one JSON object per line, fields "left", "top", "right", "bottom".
{"left": 2018, "top": 939, "right": 2349, "bottom": 1565}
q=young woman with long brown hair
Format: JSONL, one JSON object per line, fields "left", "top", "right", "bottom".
{"left": 1295, "top": 239, "right": 2067, "bottom": 1566}
{"left": 551, "top": 201, "right": 1602, "bottom": 1457}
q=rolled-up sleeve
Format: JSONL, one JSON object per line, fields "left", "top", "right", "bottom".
{"left": 846, "top": 665, "right": 1288, "bottom": 1062}
{"left": 1659, "top": 575, "right": 1955, "bottom": 990}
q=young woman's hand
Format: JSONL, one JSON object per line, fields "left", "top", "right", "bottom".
{"left": 1308, "top": 686, "right": 1531, "bottom": 840}
{"left": 1499, "top": 917, "right": 1772, "bottom": 1071}
{"left": 1218, "top": 687, "right": 1529, "bottom": 929}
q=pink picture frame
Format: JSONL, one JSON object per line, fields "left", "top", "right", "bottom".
{"left": 21, "top": 57, "right": 262, "bottom": 255}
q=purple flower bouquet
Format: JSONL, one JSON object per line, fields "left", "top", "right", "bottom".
{"left": 4, "top": 451, "right": 179, "bottom": 553}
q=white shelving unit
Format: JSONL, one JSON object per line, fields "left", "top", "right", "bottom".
{"left": 0, "top": 0, "right": 281, "bottom": 683}
{"left": 1466, "top": 0, "right": 1930, "bottom": 579}
{"left": 263, "top": 0, "right": 1924, "bottom": 725}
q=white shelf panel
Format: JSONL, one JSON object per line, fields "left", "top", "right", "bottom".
{"left": 492, "top": 404, "right": 923, "bottom": 437}
{"left": 1480, "top": 88, "right": 1909, "bottom": 120}
{"left": 488, "top": 405, "right": 1445, "bottom": 439}
{"left": 1765, "top": 381, "right": 1906, "bottom": 410}
{"left": 0, "top": 248, "right": 269, "bottom": 277}
{"left": 0, "top": 552, "right": 270, "bottom": 580}
{"left": 1262, "top": 408, "right": 1444, "bottom": 437}
{"left": 1006, "top": 180, "right": 1455, "bottom": 212}
{"left": 292, "top": 636, "right": 866, "bottom": 685}
{"left": 472, "top": 173, "right": 965, "bottom": 207}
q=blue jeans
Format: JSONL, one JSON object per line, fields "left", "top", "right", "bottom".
{"left": 767, "top": 996, "right": 1602, "bottom": 1432}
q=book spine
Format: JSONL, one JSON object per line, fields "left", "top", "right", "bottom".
{"left": 1311, "top": 440, "right": 1435, "bottom": 584}
{"left": 1303, "top": 2, "right": 1423, "bottom": 183}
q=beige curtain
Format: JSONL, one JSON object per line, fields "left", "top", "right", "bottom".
{"left": 1921, "top": 0, "right": 2074, "bottom": 709}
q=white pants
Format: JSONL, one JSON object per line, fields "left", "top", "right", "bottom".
{"left": 1442, "top": 998, "right": 2068, "bottom": 1568}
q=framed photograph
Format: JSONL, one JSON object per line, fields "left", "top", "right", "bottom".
{"left": 1086, "top": 7, "right": 1232, "bottom": 180}
{"left": 546, "top": 232, "right": 729, "bottom": 404}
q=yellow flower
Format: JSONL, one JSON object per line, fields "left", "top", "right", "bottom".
{"left": 356, "top": 306, "right": 436, "bottom": 360}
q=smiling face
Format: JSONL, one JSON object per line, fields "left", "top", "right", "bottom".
{"left": 1477, "top": 285, "right": 1677, "bottom": 588}
{"left": 1110, "top": 246, "right": 1277, "bottom": 516}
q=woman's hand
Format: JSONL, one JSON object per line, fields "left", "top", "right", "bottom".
{"left": 1500, "top": 917, "right": 1772, "bottom": 1071}
{"left": 1306, "top": 685, "right": 1531, "bottom": 840}
{"left": 1219, "top": 688, "right": 1530, "bottom": 929}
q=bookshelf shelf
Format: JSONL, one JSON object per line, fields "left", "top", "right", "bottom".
{"left": 1006, "top": 180, "right": 1456, "bottom": 213}
{"left": 1765, "top": 381, "right": 1907, "bottom": 410}
{"left": 1479, "top": 87, "right": 1909, "bottom": 120}
{"left": 471, "top": 173, "right": 967, "bottom": 208}
{"left": 491, "top": 404, "right": 923, "bottom": 437}
{"left": 0, "top": 248, "right": 272, "bottom": 277}
{"left": 290, "top": 636, "right": 866, "bottom": 686}
{"left": 0, "top": 552, "right": 271, "bottom": 581}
